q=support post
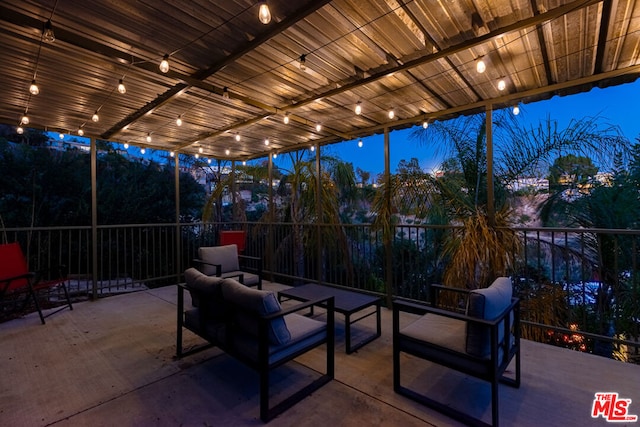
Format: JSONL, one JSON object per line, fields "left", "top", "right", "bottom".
{"left": 90, "top": 137, "right": 98, "bottom": 300}
{"left": 175, "top": 154, "right": 181, "bottom": 284}
{"left": 384, "top": 128, "right": 393, "bottom": 308}
{"left": 486, "top": 105, "right": 495, "bottom": 226}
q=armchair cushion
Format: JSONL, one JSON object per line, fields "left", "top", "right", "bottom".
{"left": 198, "top": 245, "right": 239, "bottom": 276}
{"left": 221, "top": 278, "right": 291, "bottom": 345}
{"left": 465, "top": 276, "right": 513, "bottom": 357}
{"left": 184, "top": 267, "right": 226, "bottom": 320}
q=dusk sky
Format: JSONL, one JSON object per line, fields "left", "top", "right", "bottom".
{"left": 313, "top": 79, "right": 640, "bottom": 178}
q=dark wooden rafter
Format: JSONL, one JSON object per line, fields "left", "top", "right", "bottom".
{"left": 101, "top": 0, "right": 334, "bottom": 139}
{"left": 529, "top": 0, "right": 555, "bottom": 85}
{"left": 594, "top": 0, "right": 614, "bottom": 74}
{"left": 396, "top": 0, "right": 473, "bottom": 106}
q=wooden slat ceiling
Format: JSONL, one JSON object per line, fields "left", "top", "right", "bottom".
{"left": 1, "top": 0, "right": 639, "bottom": 161}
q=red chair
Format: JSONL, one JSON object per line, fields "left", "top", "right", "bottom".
{"left": 220, "top": 230, "right": 246, "bottom": 253}
{"left": 0, "top": 242, "right": 73, "bottom": 324}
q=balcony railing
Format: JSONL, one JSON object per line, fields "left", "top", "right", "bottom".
{"left": 2, "top": 222, "right": 639, "bottom": 363}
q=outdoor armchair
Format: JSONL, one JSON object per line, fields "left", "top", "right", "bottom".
{"left": 194, "top": 244, "right": 262, "bottom": 289}
{"left": 0, "top": 242, "right": 73, "bottom": 324}
{"left": 393, "top": 277, "right": 521, "bottom": 427}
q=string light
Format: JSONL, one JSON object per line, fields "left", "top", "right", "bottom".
{"left": 170, "top": 151, "right": 175, "bottom": 157}
{"left": 264, "top": 138, "right": 270, "bottom": 146}
{"left": 77, "top": 127, "right": 84, "bottom": 136}
{"left": 498, "top": 78, "right": 506, "bottom": 91}
{"left": 315, "top": 123, "right": 322, "bottom": 132}
{"left": 21, "top": 113, "right": 29, "bottom": 125}
{"left": 225, "top": 149, "right": 230, "bottom": 155}
{"left": 273, "top": 153, "right": 277, "bottom": 159}
{"left": 476, "top": 57, "right": 486, "bottom": 73}
{"left": 283, "top": 113, "right": 290, "bottom": 124}
{"left": 422, "top": 120, "right": 429, "bottom": 129}
{"left": 92, "top": 111, "right": 99, "bottom": 122}
{"left": 198, "top": 146, "right": 203, "bottom": 154}
{"left": 222, "top": 87, "right": 230, "bottom": 99}
{"left": 355, "top": 101, "right": 362, "bottom": 115}
{"left": 388, "top": 109, "right": 395, "bottom": 119}
{"left": 242, "top": 160, "right": 246, "bottom": 166}
{"left": 124, "top": 143, "right": 129, "bottom": 149}
{"left": 176, "top": 115, "right": 183, "bottom": 126}
{"left": 235, "top": 133, "right": 241, "bottom": 141}
{"left": 512, "top": 104, "right": 520, "bottom": 115}
{"left": 258, "top": 2, "right": 272, "bottom": 25}
{"left": 140, "top": 148, "right": 146, "bottom": 154}
{"left": 358, "top": 139, "right": 363, "bottom": 148}
{"left": 29, "top": 80, "right": 39, "bottom": 95}
{"left": 43, "top": 20, "right": 55, "bottom": 43}
{"left": 310, "top": 145, "right": 315, "bottom": 152}
{"left": 299, "top": 54, "right": 306, "bottom": 71}
{"left": 17, "top": 126, "right": 24, "bottom": 135}
{"left": 117, "top": 79, "right": 126, "bottom": 94}
{"left": 159, "top": 54, "right": 169, "bottom": 73}
{"left": 146, "top": 133, "right": 152, "bottom": 143}
{"left": 195, "top": 153, "right": 199, "bottom": 159}
{"left": 59, "top": 133, "right": 64, "bottom": 140}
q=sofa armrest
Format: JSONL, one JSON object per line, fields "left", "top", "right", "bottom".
{"left": 193, "top": 258, "right": 222, "bottom": 276}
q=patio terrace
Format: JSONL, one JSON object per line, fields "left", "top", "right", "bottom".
{"left": 2, "top": 281, "right": 639, "bottom": 427}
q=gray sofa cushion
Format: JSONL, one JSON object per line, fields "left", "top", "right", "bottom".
{"left": 401, "top": 313, "right": 467, "bottom": 354}
{"left": 198, "top": 245, "right": 240, "bottom": 276}
{"left": 221, "top": 278, "right": 291, "bottom": 345}
{"left": 184, "top": 267, "right": 226, "bottom": 319}
{"left": 465, "top": 277, "right": 513, "bottom": 357}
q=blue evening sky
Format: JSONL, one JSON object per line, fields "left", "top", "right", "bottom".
{"left": 313, "top": 79, "right": 640, "bottom": 178}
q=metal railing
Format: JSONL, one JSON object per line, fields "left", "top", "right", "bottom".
{"left": 2, "top": 222, "right": 639, "bottom": 362}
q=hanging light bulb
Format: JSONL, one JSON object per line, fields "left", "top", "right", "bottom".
{"left": 258, "top": 2, "right": 272, "bottom": 24}
{"left": 21, "top": 113, "right": 29, "bottom": 125}
{"left": 29, "top": 79, "right": 39, "bottom": 95}
{"left": 273, "top": 153, "right": 278, "bottom": 159}
{"left": 207, "top": 158, "right": 211, "bottom": 164}
{"left": 59, "top": 133, "right": 64, "bottom": 140}
{"left": 17, "top": 126, "right": 24, "bottom": 135}
{"left": 146, "top": 133, "right": 152, "bottom": 143}
{"left": 170, "top": 151, "right": 175, "bottom": 157}
{"left": 358, "top": 139, "right": 363, "bottom": 148}
{"left": 283, "top": 113, "right": 290, "bottom": 124}
{"left": 422, "top": 120, "right": 429, "bottom": 129}
{"left": 497, "top": 78, "right": 506, "bottom": 91}
{"left": 124, "top": 142, "right": 129, "bottom": 149}
{"left": 355, "top": 101, "right": 362, "bottom": 115}
{"left": 242, "top": 160, "right": 247, "bottom": 166}
{"left": 140, "top": 148, "right": 146, "bottom": 154}
{"left": 92, "top": 111, "right": 99, "bottom": 122}
{"left": 476, "top": 57, "right": 486, "bottom": 73}
{"left": 195, "top": 153, "right": 199, "bottom": 159}
{"left": 315, "top": 123, "right": 322, "bottom": 132}
{"left": 43, "top": 19, "right": 55, "bottom": 43}
{"left": 117, "top": 79, "right": 126, "bottom": 94}
{"left": 198, "top": 146, "right": 203, "bottom": 154}
{"left": 176, "top": 115, "right": 183, "bottom": 126}
{"left": 299, "top": 54, "right": 306, "bottom": 71}
{"left": 222, "top": 87, "right": 230, "bottom": 99}
{"left": 225, "top": 149, "right": 230, "bottom": 156}
{"left": 513, "top": 104, "right": 520, "bottom": 115}
{"left": 159, "top": 54, "right": 170, "bottom": 73}
{"left": 77, "top": 127, "right": 84, "bottom": 136}
{"left": 264, "top": 138, "right": 270, "bottom": 146}
{"left": 235, "top": 133, "right": 241, "bottom": 141}
{"left": 310, "top": 145, "right": 315, "bottom": 152}
{"left": 388, "top": 109, "right": 395, "bottom": 119}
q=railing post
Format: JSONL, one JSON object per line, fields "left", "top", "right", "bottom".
{"left": 175, "top": 154, "right": 181, "bottom": 284}
{"left": 90, "top": 137, "right": 98, "bottom": 300}
{"left": 384, "top": 127, "right": 393, "bottom": 308}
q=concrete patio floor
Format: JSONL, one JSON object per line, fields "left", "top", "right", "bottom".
{"left": 1, "top": 282, "right": 639, "bottom": 427}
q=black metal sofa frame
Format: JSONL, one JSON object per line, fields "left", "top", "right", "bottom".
{"left": 393, "top": 278, "right": 521, "bottom": 427}
{"left": 176, "top": 270, "right": 335, "bottom": 422}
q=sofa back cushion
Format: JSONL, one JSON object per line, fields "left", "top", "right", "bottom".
{"left": 198, "top": 245, "right": 240, "bottom": 276}
{"left": 465, "top": 276, "right": 513, "bottom": 358}
{"left": 184, "top": 267, "right": 226, "bottom": 320}
{"left": 221, "top": 278, "right": 291, "bottom": 345}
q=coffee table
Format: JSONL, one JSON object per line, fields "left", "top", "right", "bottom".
{"left": 278, "top": 283, "right": 381, "bottom": 354}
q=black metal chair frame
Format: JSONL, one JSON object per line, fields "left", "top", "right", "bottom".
{"left": 393, "top": 285, "right": 521, "bottom": 427}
